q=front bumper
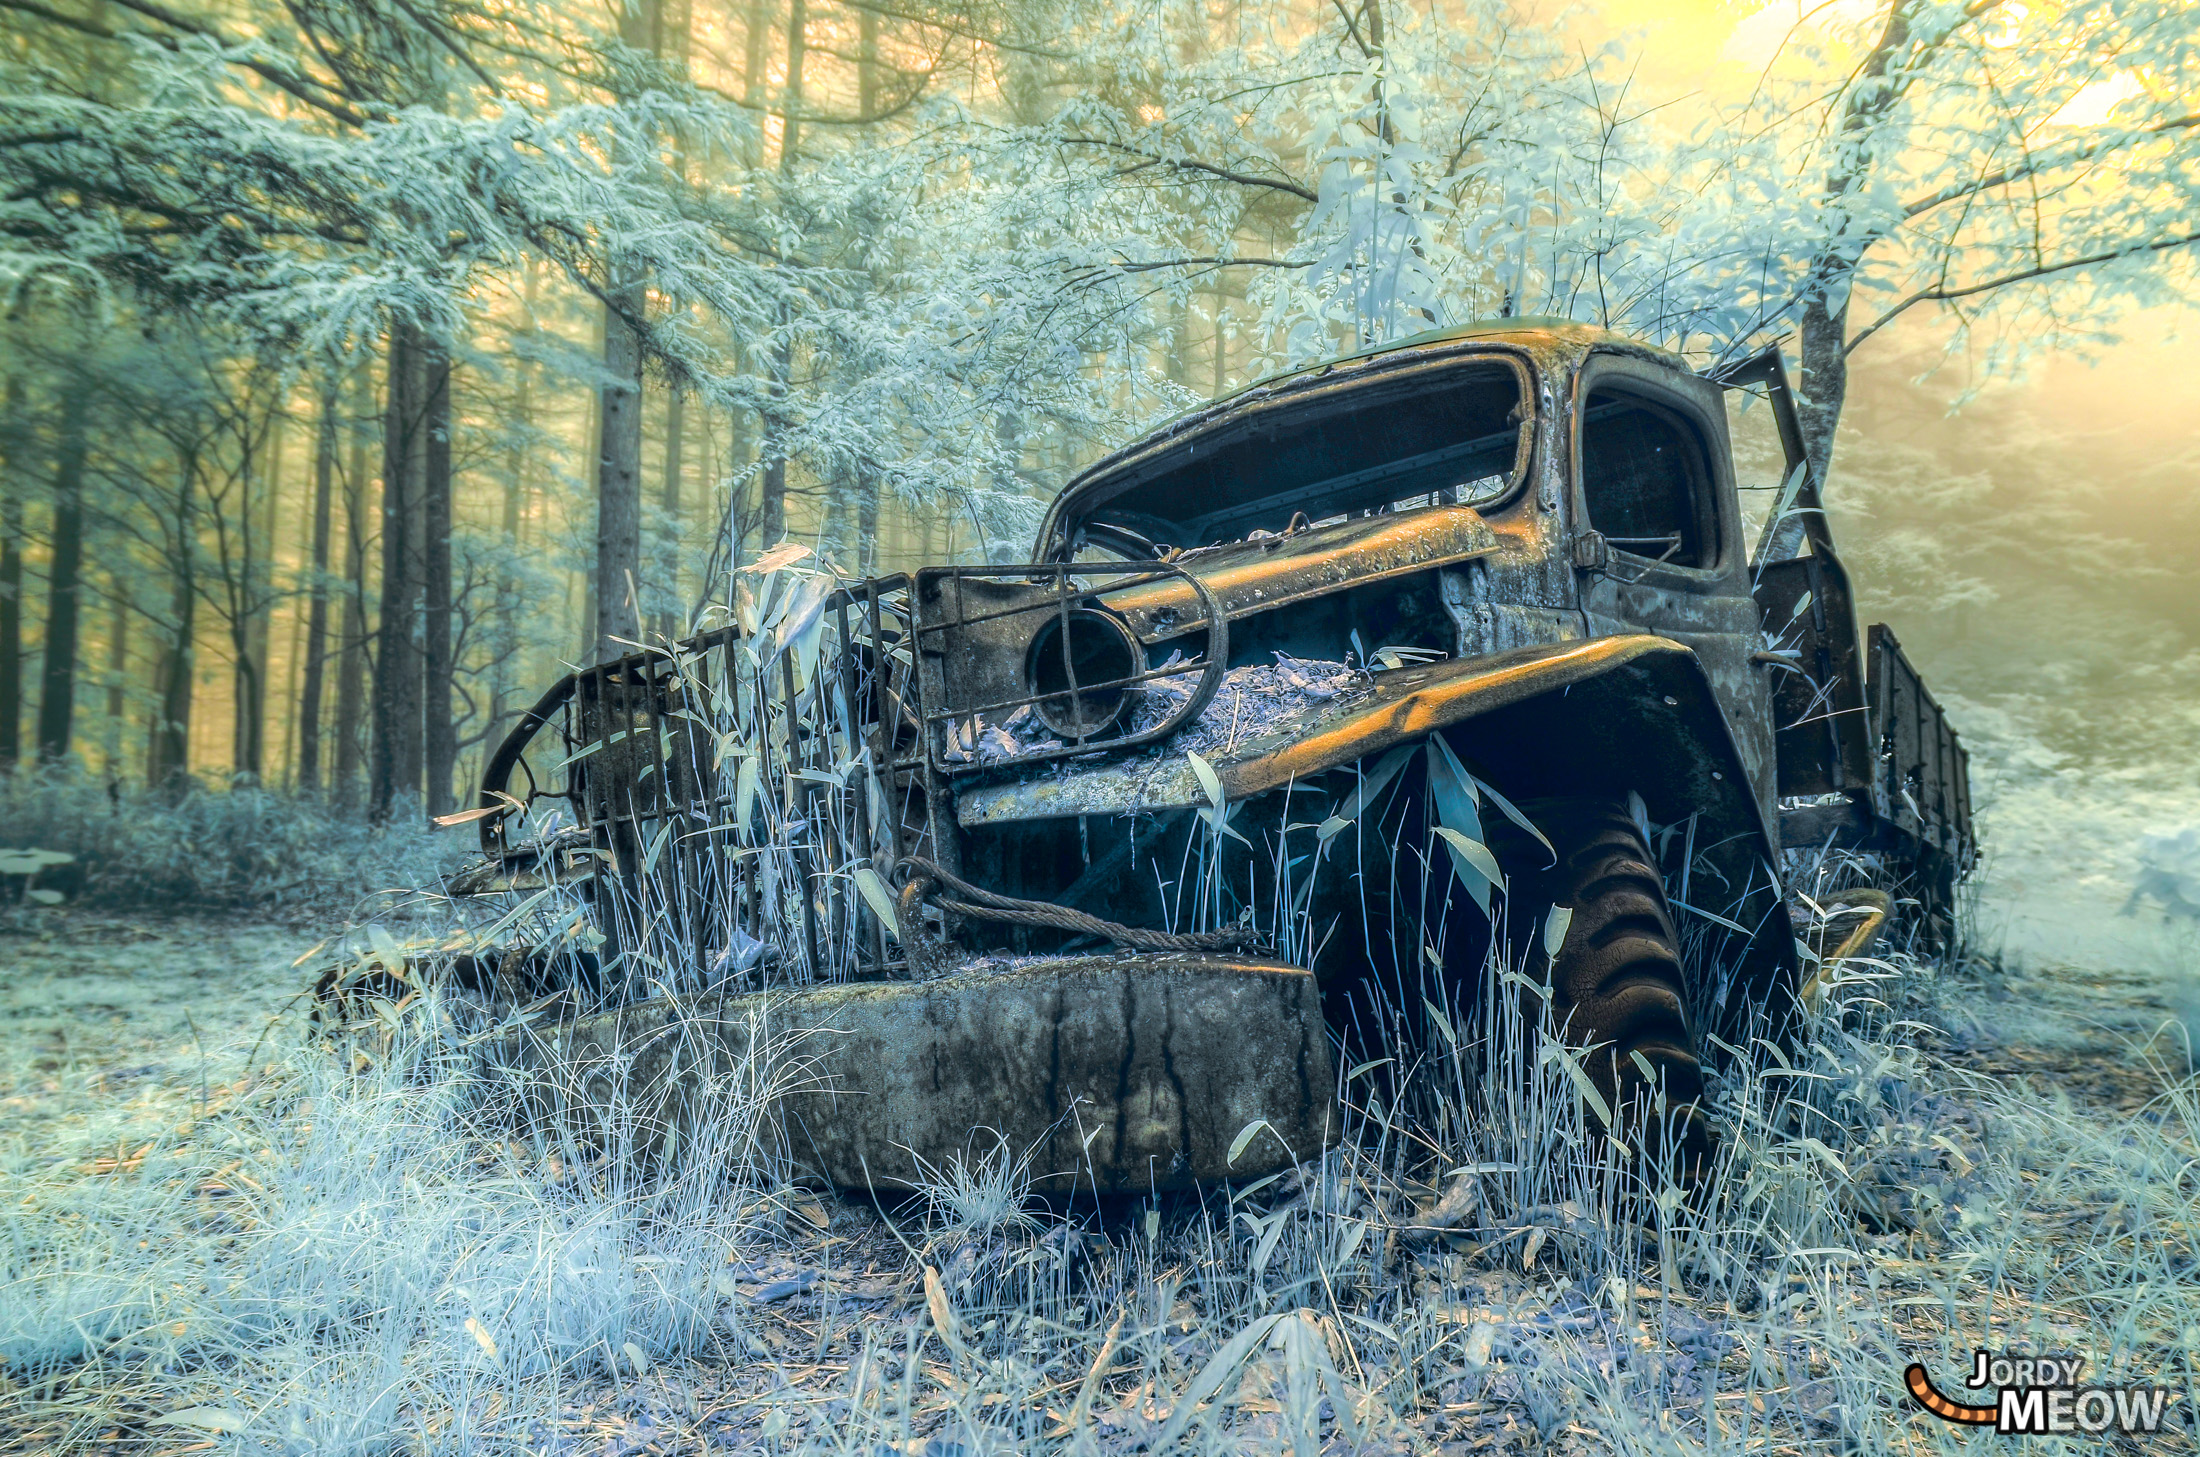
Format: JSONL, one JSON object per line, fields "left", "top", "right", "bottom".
{"left": 484, "top": 953, "right": 1339, "bottom": 1193}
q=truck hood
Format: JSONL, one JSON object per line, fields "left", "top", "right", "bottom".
{"left": 1097, "top": 502, "right": 1499, "bottom": 644}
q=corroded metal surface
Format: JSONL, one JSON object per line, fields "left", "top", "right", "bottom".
{"left": 1099, "top": 506, "right": 1500, "bottom": 642}
{"left": 486, "top": 954, "right": 1339, "bottom": 1194}
{"left": 955, "top": 635, "right": 1747, "bottom": 828}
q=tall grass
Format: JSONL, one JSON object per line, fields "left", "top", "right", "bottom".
{"left": 2, "top": 968, "right": 804, "bottom": 1453}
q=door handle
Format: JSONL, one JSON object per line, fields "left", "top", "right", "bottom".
{"left": 1569, "top": 530, "right": 1610, "bottom": 574}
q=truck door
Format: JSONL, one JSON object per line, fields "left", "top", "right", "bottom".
{"left": 1567, "top": 351, "right": 1780, "bottom": 824}
{"left": 1719, "top": 347, "right": 1877, "bottom": 853}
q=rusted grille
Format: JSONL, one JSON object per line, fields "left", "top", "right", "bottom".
{"left": 475, "top": 576, "right": 929, "bottom": 986}
{"left": 911, "top": 561, "right": 1227, "bottom": 774}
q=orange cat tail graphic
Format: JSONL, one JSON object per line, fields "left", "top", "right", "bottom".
{"left": 1905, "top": 1364, "right": 1998, "bottom": 1425}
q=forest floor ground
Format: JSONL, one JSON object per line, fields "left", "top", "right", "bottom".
{"left": 5, "top": 908, "right": 2200, "bottom": 1454}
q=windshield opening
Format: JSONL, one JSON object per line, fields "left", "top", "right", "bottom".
{"left": 1063, "top": 357, "right": 1529, "bottom": 555}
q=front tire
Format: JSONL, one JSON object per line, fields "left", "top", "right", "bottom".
{"left": 1520, "top": 799, "right": 1714, "bottom": 1178}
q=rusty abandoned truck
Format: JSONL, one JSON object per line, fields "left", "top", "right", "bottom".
{"left": 455, "top": 320, "right": 1974, "bottom": 1195}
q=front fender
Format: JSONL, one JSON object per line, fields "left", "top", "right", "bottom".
{"left": 955, "top": 634, "right": 1797, "bottom": 1035}
{"left": 960, "top": 635, "right": 1766, "bottom": 853}
{"left": 480, "top": 954, "right": 1339, "bottom": 1194}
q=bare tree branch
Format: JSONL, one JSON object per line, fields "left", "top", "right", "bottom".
{"left": 1846, "top": 228, "right": 2200, "bottom": 354}
{"left": 1900, "top": 111, "right": 2200, "bottom": 223}
{"left": 1060, "top": 136, "right": 1317, "bottom": 203}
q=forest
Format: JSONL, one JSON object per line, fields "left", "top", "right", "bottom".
{"left": 4, "top": 0, "right": 2200, "bottom": 1452}
{"left": 0, "top": 0, "right": 2191, "bottom": 851}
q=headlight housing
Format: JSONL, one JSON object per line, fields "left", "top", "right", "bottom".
{"left": 1026, "top": 606, "right": 1144, "bottom": 739}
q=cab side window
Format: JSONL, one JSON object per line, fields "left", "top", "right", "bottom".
{"left": 1579, "top": 387, "right": 1717, "bottom": 568}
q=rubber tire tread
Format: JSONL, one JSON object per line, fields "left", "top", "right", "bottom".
{"left": 1532, "top": 799, "right": 1714, "bottom": 1176}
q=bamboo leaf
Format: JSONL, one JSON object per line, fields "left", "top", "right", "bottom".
{"left": 1280, "top": 1311, "right": 1364, "bottom": 1445}
{"left": 1796, "top": 1136, "right": 1851, "bottom": 1182}
{"left": 1671, "top": 899, "right": 1754, "bottom": 936}
{"left": 1152, "top": 1314, "right": 1290, "bottom": 1450}
{"left": 1425, "top": 740, "right": 1494, "bottom": 911}
{"left": 1251, "top": 1208, "right": 1289, "bottom": 1276}
{"left": 1434, "top": 827, "right": 1505, "bottom": 895}
{"left": 1466, "top": 766, "right": 1555, "bottom": 867}
{"left": 474, "top": 885, "right": 553, "bottom": 945}
{"left": 745, "top": 541, "right": 812, "bottom": 575}
{"left": 1422, "top": 996, "right": 1458, "bottom": 1049}
{"left": 1228, "top": 1118, "right": 1280, "bottom": 1167}
{"left": 430, "top": 804, "right": 503, "bottom": 827}
{"left": 1543, "top": 904, "right": 1574, "bottom": 961}
{"left": 1187, "top": 749, "right": 1225, "bottom": 810}
{"left": 1540, "top": 1043, "right": 1614, "bottom": 1126}
{"left": 853, "top": 865, "right": 903, "bottom": 942}
{"left": 734, "top": 757, "right": 760, "bottom": 842}
{"left": 641, "top": 821, "right": 673, "bottom": 877}
{"left": 1424, "top": 738, "right": 1483, "bottom": 834}
{"left": 1335, "top": 743, "right": 1414, "bottom": 821}
{"left": 147, "top": 1408, "right": 251, "bottom": 1433}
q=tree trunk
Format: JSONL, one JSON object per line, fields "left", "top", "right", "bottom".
{"left": 596, "top": 292, "right": 644, "bottom": 662}
{"left": 103, "top": 573, "right": 128, "bottom": 780}
{"left": 1165, "top": 291, "right": 1189, "bottom": 386}
{"left": 149, "top": 594, "right": 194, "bottom": 794}
{"left": 371, "top": 321, "right": 425, "bottom": 819}
{"left": 334, "top": 360, "right": 372, "bottom": 807}
{"left": 742, "top": 0, "right": 768, "bottom": 165}
{"left": 654, "top": 387, "right": 684, "bottom": 640}
{"left": 148, "top": 451, "right": 196, "bottom": 795}
{"left": 1, "top": 375, "right": 23, "bottom": 775}
{"left": 236, "top": 412, "right": 281, "bottom": 782}
{"left": 228, "top": 619, "right": 260, "bottom": 784}
{"left": 1796, "top": 297, "right": 1849, "bottom": 489}
{"left": 858, "top": 2, "right": 877, "bottom": 118}
{"left": 1213, "top": 283, "right": 1228, "bottom": 396}
{"left": 759, "top": 377, "right": 789, "bottom": 548}
{"left": 755, "top": 0, "right": 806, "bottom": 552}
{"left": 580, "top": 348, "right": 599, "bottom": 665}
{"left": 781, "top": 0, "right": 806, "bottom": 162}
{"left": 593, "top": 0, "right": 660, "bottom": 665}
{"left": 855, "top": 461, "right": 880, "bottom": 574}
{"left": 36, "top": 386, "right": 88, "bottom": 764}
{"left": 1793, "top": 6, "right": 1910, "bottom": 491}
{"left": 421, "top": 341, "right": 456, "bottom": 816}
{"left": 298, "top": 382, "right": 336, "bottom": 793}
{"left": 487, "top": 338, "right": 530, "bottom": 756}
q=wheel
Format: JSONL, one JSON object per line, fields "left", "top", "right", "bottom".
{"left": 1516, "top": 798, "right": 1715, "bottom": 1178}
